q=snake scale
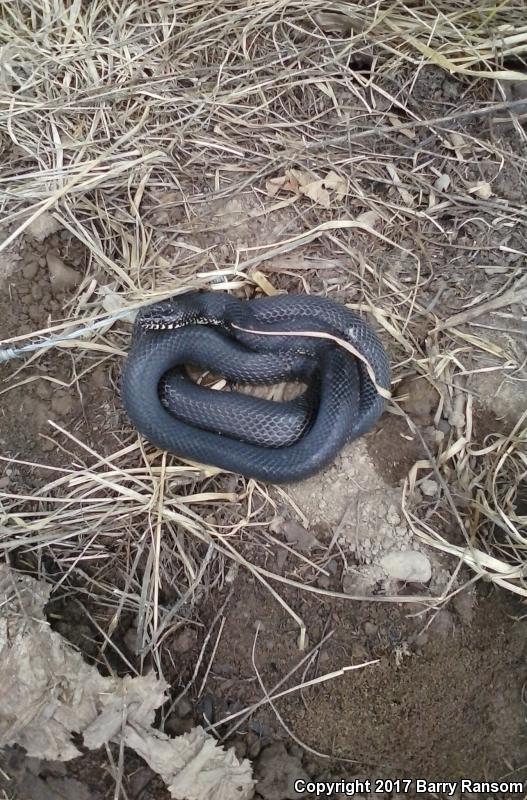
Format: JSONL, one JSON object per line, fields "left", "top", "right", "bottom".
{"left": 121, "top": 292, "right": 390, "bottom": 483}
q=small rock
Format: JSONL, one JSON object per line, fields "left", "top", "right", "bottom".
{"left": 452, "top": 586, "right": 476, "bottom": 626}
{"left": 39, "top": 761, "right": 67, "bottom": 778}
{"left": 386, "top": 506, "right": 401, "bottom": 525}
{"left": 51, "top": 394, "right": 73, "bottom": 417}
{"left": 36, "top": 382, "right": 51, "bottom": 400}
{"left": 126, "top": 766, "right": 155, "bottom": 797}
{"left": 31, "top": 283, "right": 44, "bottom": 300}
{"left": 176, "top": 697, "right": 193, "bottom": 718}
{"left": 342, "top": 565, "right": 384, "bottom": 595}
{"left": 254, "top": 743, "right": 310, "bottom": 800}
{"left": 232, "top": 736, "right": 247, "bottom": 761}
{"left": 164, "top": 715, "right": 194, "bottom": 736}
{"left": 428, "top": 608, "right": 454, "bottom": 637}
{"left": 421, "top": 478, "right": 439, "bottom": 497}
{"left": 318, "top": 649, "right": 331, "bottom": 666}
{"left": 41, "top": 438, "right": 55, "bottom": 452}
{"left": 396, "top": 377, "right": 438, "bottom": 422}
{"left": 280, "top": 519, "right": 320, "bottom": 554}
{"left": 326, "top": 558, "right": 338, "bottom": 574}
{"left": 123, "top": 625, "right": 138, "bottom": 653}
{"left": 275, "top": 549, "right": 288, "bottom": 571}
{"left": 437, "top": 418, "right": 450, "bottom": 434}
{"left": 172, "top": 626, "right": 197, "bottom": 654}
{"left": 246, "top": 731, "right": 262, "bottom": 760}
{"left": 316, "top": 574, "right": 330, "bottom": 589}
{"left": 91, "top": 366, "right": 107, "bottom": 389}
{"left": 197, "top": 693, "right": 214, "bottom": 725}
{"left": 46, "top": 253, "right": 81, "bottom": 293}
{"left": 510, "top": 78, "right": 527, "bottom": 112}
{"left": 380, "top": 550, "right": 432, "bottom": 583}
{"left": 28, "top": 304, "right": 42, "bottom": 323}
{"left": 364, "top": 621, "right": 378, "bottom": 637}
{"left": 351, "top": 641, "right": 369, "bottom": 661}
{"left": 22, "top": 259, "right": 40, "bottom": 280}
{"left": 26, "top": 211, "right": 62, "bottom": 242}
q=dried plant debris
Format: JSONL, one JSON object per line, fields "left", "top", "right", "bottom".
{"left": 0, "top": 565, "right": 254, "bottom": 800}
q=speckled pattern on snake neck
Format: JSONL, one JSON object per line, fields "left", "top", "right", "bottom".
{"left": 121, "top": 292, "right": 390, "bottom": 484}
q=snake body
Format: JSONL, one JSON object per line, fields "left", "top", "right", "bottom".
{"left": 121, "top": 292, "right": 390, "bottom": 483}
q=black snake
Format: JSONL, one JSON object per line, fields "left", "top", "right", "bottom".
{"left": 121, "top": 292, "right": 390, "bottom": 483}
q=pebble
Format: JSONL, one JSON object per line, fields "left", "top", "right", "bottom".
{"left": 429, "top": 608, "right": 454, "bottom": 637}
{"left": 280, "top": 519, "right": 320, "bottom": 554}
{"left": 36, "top": 382, "right": 51, "bottom": 400}
{"left": 172, "top": 626, "right": 197, "bottom": 654}
{"left": 380, "top": 550, "right": 432, "bottom": 583}
{"left": 165, "top": 716, "right": 194, "bottom": 737}
{"left": 452, "top": 587, "right": 476, "bottom": 626}
{"left": 396, "top": 376, "right": 438, "bottom": 421}
{"left": 28, "top": 304, "right": 42, "bottom": 323}
{"left": 123, "top": 625, "right": 138, "bottom": 653}
{"left": 91, "top": 366, "right": 107, "bottom": 389}
{"left": 26, "top": 211, "right": 62, "bottom": 242}
{"left": 246, "top": 731, "right": 262, "bottom": 760}
{"left": 364, "top": 621, "right": 378, "bottom": 637}
{"left": 22, "top": 260, "right": 40, "bottom": 280}
{"left": 386, "top": 506, "right": 401, "bottom": 525}
{"left": 51, "top": 394, "right": 73, "bottom": 417}
{"left": 421, "top": 478, "right": 439, "bottom": 497}
{"left": 176, "top": 697, "right": 193, "bottom": 718}
{"left": 316, "top": 574, "right": 331, "bottom": 589}
{"left": 31, "top": 283, "right": 44, "bottom": 301}
{"left": 232, "top": 737, "right": 247, "bottom": 761}
{"left": 47, "top": 253, "right": 81, "bottom": 293}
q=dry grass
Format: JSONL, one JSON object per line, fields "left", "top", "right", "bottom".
{"left": 0, "top": 0, "right": 527, "bottom": 681}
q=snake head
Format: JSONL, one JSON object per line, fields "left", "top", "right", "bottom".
{"left": 138, "top": 293, "right": 225, "bottom": 331}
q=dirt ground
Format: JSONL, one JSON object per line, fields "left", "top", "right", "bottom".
{"left": 1, "top": 41, "right": 527, "bottom": 800}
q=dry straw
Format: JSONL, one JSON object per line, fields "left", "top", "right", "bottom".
{"left": 0, "top": 0, "right": 526, "bottom": 672}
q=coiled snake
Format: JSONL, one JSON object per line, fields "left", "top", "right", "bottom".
{"left": 121, "top": 292, "right": 390, "bottom": 483}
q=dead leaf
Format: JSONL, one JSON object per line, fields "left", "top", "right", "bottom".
{"left": 434, "top": 174, "right": 451, "bottom": 192}
{"left": 126, "top": 725, "right": 254, "bottom": 800}
{"left": 280, "top": 520, "right": 321, "bottom": 554}
{"left": 356, "top": 209, "right": 381, "bottom": 228}
{"left": 265, "top": 175, "right": 289, "bottom": 197}
{"left": 388, "top": 114, "right": 416, "bottom": 140}
{"left": 0, "top": 566, "right": 254, "bottom": 800}
{"left": 446, "top": 132, "right": 468, "bottom": 161}
{"left": 26, "top": 211, "right": 62, "bottom": 242}
{"left": 386, "top": 164, "right": 414, "bottom": 206}
{"left": 324, "top": 170, "right": 348, "bottom": 199}
{"left": 313, "top": 12, "right": 351, "bottom": 33}
{"left": 300, "top": 179, "right": 331, "bottom": 209}
{"left": 468, "top": 181, "right": 492, "bottom": 200}
{"left": 287, "top": 168, "right": 312, "bottom": 188}
{"left": 266, "top": 169, "right": 346, "bottom": 208}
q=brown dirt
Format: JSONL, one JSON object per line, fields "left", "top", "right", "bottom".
{"left": 205, "top": 573, "right": 527, "bottom": 781}
{"left": 0, "top": 231, "right": 128, "bottom": 480}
